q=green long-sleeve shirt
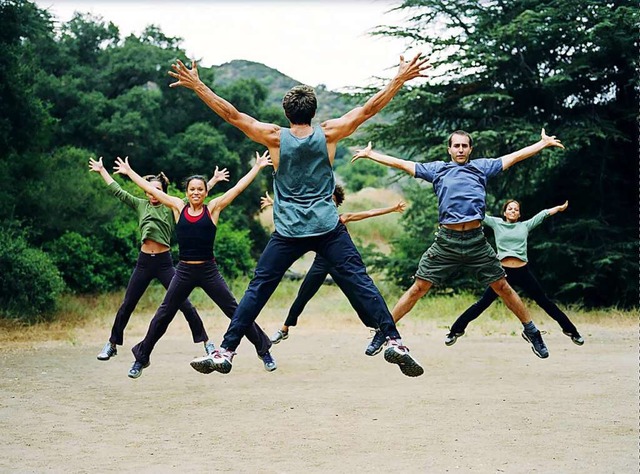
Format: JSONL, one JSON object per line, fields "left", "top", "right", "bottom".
{"left": 483, "top": 209, "right": 550, "bottom": 262}
{"left": 108, "top": 181, "right": 175, "bottom": 247}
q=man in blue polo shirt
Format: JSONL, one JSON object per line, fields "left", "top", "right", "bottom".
{"left": 352, "top": 129, "right": 565, "bottom": 359}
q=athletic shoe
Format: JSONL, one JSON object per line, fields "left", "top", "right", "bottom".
{"left": 127, "top": 361, "right": 149, "bottom": 379}
{"left": 189, "top": 354, "right": 215, "bottom": 374}
{"left": 444, "top": 331, "right": 465, "bottom": 347}
{"left": 563, "top": 330, "right": 585, "bottom": 346}
{"left": 97, "top": 342, "right": 117, "bottom": 361}
{"left": 383, "top": 340, "right": 424, "bottom": 377}
{"left": 270, "top": 329, "right": 289, "bottom": 344}
{"left": 191, "top": 349, "right": 235, "bottom": 375}
{"left": 204, "top": 341, "right": 216, "bottom": 355}
{"left": 259, "top": 352, "right": 277, "bottom": 372}
{"left": 365, "top": 329, "right": 387, "bottom": 356}
{"left": 521, "top": 330, "right": 549, "bottom": 358}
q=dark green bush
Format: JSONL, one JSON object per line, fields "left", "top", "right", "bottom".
{"left": 46, "top": 230, "right": 137, "bottom": 293}
{"left": 0, "top": 224, "right": 65, "bottom": 321}
{"left": 214, "top": 222, "right": 256, "bottom": 280}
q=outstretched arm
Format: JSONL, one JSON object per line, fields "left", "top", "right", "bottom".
{"left": 547, "top": 200, "right": 568, "bottom": 217}
{"left": 113, "top": 157, "right": 184, "bottom": 211}
{"left": 322, "top": 53, "right": 431, "bottom": 144}
{"left": 341, "top": 201, "right": 406, "bottom": 224}
{"left": 351, "top": 142, "right": 416, "bottom": 176}
{"left": 501, "top": 128, "right": 565, "bottom": 170}
{"left": 209, "top": 151, "right": 272, "bottom": 215}
{"left": 169, "top": 59, "right": 280, "bottom": 147}
{"left": 206, "top": 166, "right": 230, "bottom": 193}
{"left": 89, "top": 157, "right": 115, "bottom": 185}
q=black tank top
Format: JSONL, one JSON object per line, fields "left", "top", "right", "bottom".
{"left": 176, "top": 206, "right": 216, "bottom": 261}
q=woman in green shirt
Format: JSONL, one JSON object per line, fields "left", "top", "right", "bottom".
{"left": 90, "top": 157, "right": 228, "bottom": 362}
{"left": 445, "top": 199, "right": 583, "bottom": 347}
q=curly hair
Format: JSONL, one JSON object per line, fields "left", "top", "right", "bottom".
{"left": 282, "top": 85, "right": 317, "bottom": 125}
{"left": 333, "top": 184, "right": 345, "bottom": 207}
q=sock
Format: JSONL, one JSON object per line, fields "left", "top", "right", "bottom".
{"left": 523, "top": 321, "right": 538, "bottom": 334}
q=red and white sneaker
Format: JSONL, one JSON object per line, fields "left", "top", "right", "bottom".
{"left": 384, "top": 339, "right": 424, "bottom": 377}
{"left": 190, "top": 348, "right": 235, "bottom": 375}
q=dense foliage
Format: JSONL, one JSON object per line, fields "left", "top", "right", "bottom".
{"left": 0, "top": 1, "right": 284, "bottom": 319}
{"left": 363, "top": 0, "right": 638, "bottom": 307}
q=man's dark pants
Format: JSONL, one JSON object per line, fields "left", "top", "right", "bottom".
{"left": 221, "top": 222, "right": 400, "bottom": 351}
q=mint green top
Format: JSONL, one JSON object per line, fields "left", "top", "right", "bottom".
{"left": 483, "top": 209, "right": 550, "bottom": 262}
{"left": 108, "top": 181, "right": 175, "bottom": 247}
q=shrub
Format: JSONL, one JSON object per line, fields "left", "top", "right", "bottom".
{"left": 0, "top": 224, "right": 65, "bottom": 322}
{"left": 46, "top": 230, "right": 132, "bottom": 293}
{"left": 214, "top": 222, "right": 256, "bottom": 280}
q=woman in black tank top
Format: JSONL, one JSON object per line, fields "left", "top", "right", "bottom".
{"left": 112, "top": 152, "right": 276, "bottom": 379}
{"left": 90, "top": 157, "right": 229, "bottom": 363}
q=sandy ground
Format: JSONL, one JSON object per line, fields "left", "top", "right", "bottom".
{"left": 0, "top": 306, "right": 637, "bottom": 473}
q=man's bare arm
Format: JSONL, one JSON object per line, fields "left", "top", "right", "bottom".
{"left": 169, "top": 59, "right": 280, "bottom": 147}
{"left": 322, "top": 53, "right": 431, "bottom": 144}
{"left": 351, "top": 142, "right": 416, "bottom": 176}
{"left": 501, "top": 128, "right": 565, "bottom": 170}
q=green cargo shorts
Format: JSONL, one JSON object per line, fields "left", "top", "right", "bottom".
{"left": 415, "top": 226, "right": 505, "bottom": 287}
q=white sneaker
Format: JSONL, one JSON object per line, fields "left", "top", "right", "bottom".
{"left": 270, "top": 329, "right": 289, "bottom": 344}
{"left": 384, "top": 339, "right": 424, "bottom": 377}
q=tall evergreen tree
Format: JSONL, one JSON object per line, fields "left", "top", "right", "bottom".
{"left": 368, "top": 0, "right": 638, "bottom": 307}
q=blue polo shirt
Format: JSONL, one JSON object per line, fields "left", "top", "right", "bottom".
{"left": 415, "top": 158, "right": 503, "bottom": 224}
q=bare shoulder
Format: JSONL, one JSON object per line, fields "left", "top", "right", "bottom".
{"left": 263, "top": 123, "right": 282, "bottom": 146}
{"left": 320, "top": 118, "right": 342, "bottom": 144}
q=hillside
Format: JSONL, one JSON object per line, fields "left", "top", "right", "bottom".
{"left": 211, "top": 60, "right": 367, "bottom": 123}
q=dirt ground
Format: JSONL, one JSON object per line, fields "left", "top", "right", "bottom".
{"left": 0, "top": 305, "right": 637, "bottom": 473}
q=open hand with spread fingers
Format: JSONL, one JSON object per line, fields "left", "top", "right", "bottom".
{"left": 541, "top": 128, "right": 564, "bottom": 149}
{"left": 351, "top": 141, "right": 373, "bottom": 163}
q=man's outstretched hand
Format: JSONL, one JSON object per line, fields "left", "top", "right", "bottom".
{"left": 168, "top": 59, "right": 201, "bottom": 90}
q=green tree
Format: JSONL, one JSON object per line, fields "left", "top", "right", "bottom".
{"left": 335, "top": 159, "right": 388, "bottom": 192}
{"left": 368, "top": 0, "right": 638, "bottom": 307}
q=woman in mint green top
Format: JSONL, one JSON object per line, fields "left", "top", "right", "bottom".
{"left": 446, "top": 199, "right": 584, "bottom": 346}
{"left": 89, "top": 157, "right": 228, "bottom": 362}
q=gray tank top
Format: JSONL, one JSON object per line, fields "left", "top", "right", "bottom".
{"left": 273, "top": 126, "right": 339, "bottom": 237}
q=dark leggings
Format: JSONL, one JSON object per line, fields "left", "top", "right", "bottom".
{"left": 109, "top": 251, "right": 203, "bottom": 346}
{"left": 284, "top": 253, "right": 374, "bottom": 328}
{"left": 449, "top": 264, "right": 578, "bottom": 335}
{"left": 132, "top": 259, "right": 271, "bottom": 365}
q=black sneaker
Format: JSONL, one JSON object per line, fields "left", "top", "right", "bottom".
{"left": 259, "top": 351, "right": 277, "bottom": 372}
{"left": 563, "top": 330, "right": 585, "bottom": 346}
{"left": 97, "top": 342, "right": 117, "bottom": 361}
{"left": 521, "top": 330, "right": 549, "bottom": 358}
{"left": 365, "top": 329, "right": 387, "bottom": 356}
{"left": 444, "top": 331, "right": 464, "bottom": 346}
{"left": 128, "top": 361, "right": 149, "bottom": 379}
{"left": 383, "top": 340, "right": 424, "bottom": 377}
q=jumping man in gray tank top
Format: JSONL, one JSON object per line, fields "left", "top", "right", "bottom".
{"left": 169, "top": 53, "right": 431, "bottom": 377}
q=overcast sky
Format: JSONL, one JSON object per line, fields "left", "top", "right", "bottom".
{"left": 35, "top": 0, "right": 425, "bottom": 91}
